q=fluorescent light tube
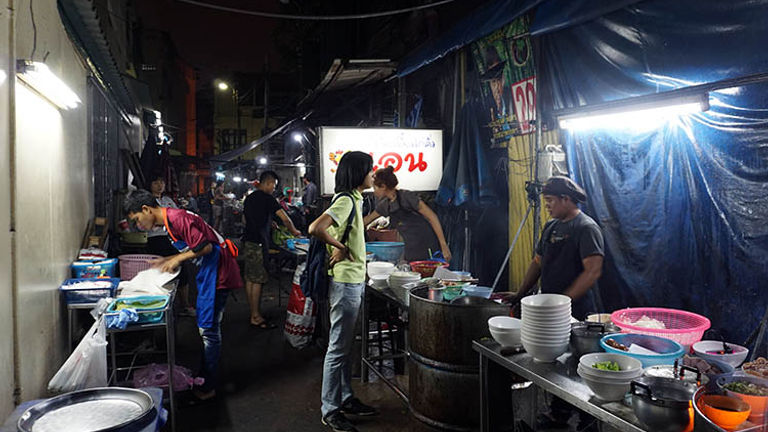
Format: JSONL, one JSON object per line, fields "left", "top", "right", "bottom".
{"left": 558, "top": 93, "right": 709, "bottom": 131}
{"left": 16, "top": 61, "right": 81, "bottom": 110}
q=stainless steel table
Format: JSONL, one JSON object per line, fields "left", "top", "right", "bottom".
{"left": 473, "top": 339, "right": 647, "bottom": 432}
{"left": 360, "top": 285, "right": 409, "bottom": 403}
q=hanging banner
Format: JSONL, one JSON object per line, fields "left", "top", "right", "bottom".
{"left": 319, "top": 127, "right": 443, "bottom": 195}
{"left": 471, "top": 15, "right": 536, "bottom": 146}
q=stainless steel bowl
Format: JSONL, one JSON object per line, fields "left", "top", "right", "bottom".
{"left": 631, "top": 376, "right": 698, "bottom": 432}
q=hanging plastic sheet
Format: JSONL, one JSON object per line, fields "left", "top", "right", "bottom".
{"left": 436, "top": 101, "right": 498, "bottom": 208}
{"left": 539, "top": 0, "right": 768, "bottom": 343}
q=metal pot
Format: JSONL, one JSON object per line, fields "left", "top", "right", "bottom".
{"left": 631, "top": 376, "right": 698, "bottom": 432}
{"left": 570, "top": 322, "right": 620, "bottom": 357}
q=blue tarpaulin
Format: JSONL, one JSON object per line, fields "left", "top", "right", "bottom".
{"left": 437, "top": 101, "right": 498, "bottom": 208}
{"left": 540, "top": 0, "right": 768, "bottom": 344}
{"left": 397, "top": 0, "right": 647, "bottom": 77}
{"left": 397, "top": 0, "right": 542, "bottom": 77}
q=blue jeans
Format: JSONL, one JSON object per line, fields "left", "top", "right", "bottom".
{"left": 198, "top": 289, "right": 229, "bottom": 392}
{"left": 321, "top": 279, "right": 364, "bottom": 417}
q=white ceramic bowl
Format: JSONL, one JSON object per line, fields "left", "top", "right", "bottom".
{"left": 490, "top": 328, "right": 521, "bottom": 347}
{"left": 369, "top": 274, "right": 389, "bottom": 289}
{"left": 521, "top": 294, "right": 572, "bottom": 308}
{"left": 520, "top": 327, "right": 571, "bottom": 340}
{"left": 578, "top": 353, "right": 644, "bottom": 379}
{"left": 521, "top": 339, "right": 569, "bottom": 363}
{"left": 577, "top": 366, "right": 633, "bottom": 401}
{"left": 488, "top": 316, "right": 521, "bottom": 332}
{"left": 367, "top": 261, "right": 395, "bottom": 277}
{"left": 521, "top": 334, "right": 571, "bottom": 345}
{"left": 521, "top": 311, "right": 572, "bottom": 321}
{"left": 521, "top": 320, "right": 571, "bottom": 331}
{"left": 693, "top": 341, "right": 750, "bottom": 367}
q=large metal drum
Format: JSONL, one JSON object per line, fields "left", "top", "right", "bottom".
{"left": 408, "top": 287, "right": 510, "bottom": 431}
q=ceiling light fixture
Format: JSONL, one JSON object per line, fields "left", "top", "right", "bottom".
{"left": 258, "top": 157, "right": 268, "bottom": 165}
{"left": 16, "top": 60, "right": 81, "bottom": 110}
{"left": 233, "top": 176, "right": 242, "bottom": 183}
{"left": 217, "top": 81, "right": 229, "bottom": 91}
{"left": 557, "top": 92, "right": 709, "bottom": 131}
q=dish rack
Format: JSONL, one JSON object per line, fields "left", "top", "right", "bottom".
{"left": 611, "top": 307, "right": 710, "bottom": 347}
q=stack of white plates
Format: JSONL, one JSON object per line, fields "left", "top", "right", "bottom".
{"left": 388, "top": 271, "right": 421, "bottom": 299}
{"left": 521, "top": 294, "right": 572, "bottom": 362}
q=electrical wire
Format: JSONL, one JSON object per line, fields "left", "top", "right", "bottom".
{"left": 176, "top": 0, "right": 457, "bottom": 21}
{"left": 29, "top": 0, "right": 37, "bottom": 60}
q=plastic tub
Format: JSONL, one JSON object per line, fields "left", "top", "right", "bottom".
{"left": 610, "top": 307, "right": 710, "bottom": 347}
{"left": 599, "top": 333, "right": 684, "bottom": 367}
{"left": 107, "top": 295, "right": 170, "bottom": 324}
{"left": 71, "top": 258, "right": 118, "bottom": 278}
{"left": 463, "top": 285, "right": 493, "bottom": 299}
{"left": 60, "top": 278, "right": 119, "bottom": 304}
{"left": 365, "top": 242, "right": 405, "bottom": 263}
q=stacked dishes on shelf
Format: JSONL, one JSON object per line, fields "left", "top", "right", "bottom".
{"left": 488, "top": 316, "right": 522, "bottom": 347}
{"left": 521, "top": 294, "right": 572, "bottom": 363}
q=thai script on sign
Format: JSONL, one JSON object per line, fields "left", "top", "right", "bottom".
{"left": 328, "top": 151, "right": 429, "bottom": 173}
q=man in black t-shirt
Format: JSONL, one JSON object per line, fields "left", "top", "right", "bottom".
{"left": 516, "top": 176, "right": 604, "bottom": 320}
{"left": 243, "top": 171, "right": 301, "bottom": 328}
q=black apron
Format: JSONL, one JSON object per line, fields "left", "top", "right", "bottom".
{"left": 539, "top": 221, "right": 597, "bottom": 320}
{"left": 388, "top": 192, "right": 440, "bottom": 262}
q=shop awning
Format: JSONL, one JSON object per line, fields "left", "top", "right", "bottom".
{"left": 298, "top": 59, "right": 396, "bottom": 111}
{"left": 58, "top": 0, "right": 137, "bottom": 115}
{"left": 396, "top": 0, "right": 647, "bottom": 77}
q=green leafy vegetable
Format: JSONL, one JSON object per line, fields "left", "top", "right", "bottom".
{"left": 724, "top": 381, "right": 768, "bottom": 396}
{"left": 592, "top": 361, "right": 621, "bottom": 371}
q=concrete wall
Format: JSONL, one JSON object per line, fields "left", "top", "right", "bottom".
{"left": 11, "top": 0, "right": 91, "bottom": 404}
{"left": 0, "top": 0, "right": 15, "bottom": 420}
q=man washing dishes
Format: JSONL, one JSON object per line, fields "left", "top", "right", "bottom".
{"left": 124, "top": 190, "right": 241, "bottom": 404}
{"left": 515, "top": 176, "right": 604, "bottom": 320}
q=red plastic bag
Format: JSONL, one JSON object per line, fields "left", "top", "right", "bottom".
{"left": 284, "top": 264, "right": 316, "bottom": 349}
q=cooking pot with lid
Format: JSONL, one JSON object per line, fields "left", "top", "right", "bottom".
{"left": 631, "top": 376, "right": 698, "bottom": 432}
{"left": 570, "top": 321, "right": 620, "bottom": 357}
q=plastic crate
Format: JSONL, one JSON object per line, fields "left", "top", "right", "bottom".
{"left": 118, "top": 254, "right": 161, "bottom": 281}
{"left": 611, "top": 307, "right": 711, "bottom": 347}
{"left": 107, "top": 295, "right": 170, "bottom": 324}
{"left": 71, "top": 258, "right": 118, "bottom": 278}
{"left": 60, "top": 278, "right": 119, "bottom": 304}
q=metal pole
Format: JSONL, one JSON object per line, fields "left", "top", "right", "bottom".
{"left": 532, "top": 42, "right": 543, "bottom": 254}
{"left": 263, "top": 54, "right": 269, "bottom": 134}
{"left": 492, "top": 203, "right": 533, "bottom": 290}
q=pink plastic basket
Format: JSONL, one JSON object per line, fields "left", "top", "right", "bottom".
{"left": 118, "top": 254, "right": 161, "bottom": 281}
{"left": 610, "top": 307, "right": 711, "bottom": 347}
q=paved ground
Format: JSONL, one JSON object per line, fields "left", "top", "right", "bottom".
{"left": 172, "top": 272, "right": 435, "bottom": 432}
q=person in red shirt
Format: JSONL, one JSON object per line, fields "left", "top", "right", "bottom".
{"left": 125, "top": 190, "right": 242, "bottom": 403}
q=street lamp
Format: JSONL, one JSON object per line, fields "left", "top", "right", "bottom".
{"left": 258, "top": 157, "right": 268, "bottom": 165}
{"left": 292, "top": 131, "right": 303, "bottom": 142}
{"left": 215, "top": 79, "right": 241, "bottom": 135}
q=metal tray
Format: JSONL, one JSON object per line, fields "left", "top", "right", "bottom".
{"left": 18, "top": 387, "right": 155, "bottom": 432}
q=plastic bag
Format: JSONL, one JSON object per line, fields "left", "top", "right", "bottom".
{"left": 132, "top": 363, "right": 204, "bottom": 392}
{"left": 285, "top": 264, "right": 316, "bottom": 349}
{"left": 48, "top": 315, "right": 108, "bottom": 393}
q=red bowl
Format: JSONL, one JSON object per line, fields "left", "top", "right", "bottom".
{"left": 409, "top": 260, "right": 449, "bottom": 278}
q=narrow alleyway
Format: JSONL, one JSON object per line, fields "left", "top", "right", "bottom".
{"left": 173, "top": 273, "right": 434, "bottom": 432}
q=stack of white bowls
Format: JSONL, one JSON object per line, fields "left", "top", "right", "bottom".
{"left": 388, "top": 271, "right": 421, "bottom": 300}
{"left": 521, "top": 294, "right": 572, "bottom": 362}
{"left": 577, "top": 352, "right": 643, "bottom": 401}
{"left": 367, "top": 261, "right": 395, "bottom": 278}
{"left": 488, "top": 316, "right": 522, "bottom": 347}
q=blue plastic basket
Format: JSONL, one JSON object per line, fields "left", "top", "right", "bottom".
{"left": 71, "top": 258, "right": 118, "bottom": 278}
{"left": 107, "top": 295, "right": 170, "bottom": 324}
{"left": 600, "top": 333, "right": 684, "bottom": 367}
{"left": 365, "top": 242, "right": 405, "bottom": 263}
{"left": 60, "top": 278, "right": 119, "bottom": 304}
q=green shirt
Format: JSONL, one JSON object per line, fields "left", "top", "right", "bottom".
{"left": 325, "top": 190, "right": 366, "bottom": 284}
